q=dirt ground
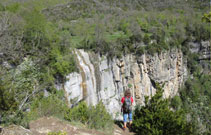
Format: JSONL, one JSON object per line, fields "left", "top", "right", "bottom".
{"left": 1, "top": 117, "right": 135, "bottom": 135}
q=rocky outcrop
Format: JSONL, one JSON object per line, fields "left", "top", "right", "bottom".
{"left": 188, "top": 40, "right": 210, "bottom": 74}
{"left": 1, "top": 125, "right": 32, "bottom": 135}
{"left": 64, "top": 49, "right": 187, "bottom": 119}
{"left": 200, "top": 41, "right": 210, "bottom": 60}
{"left": 189, "top": 41, "right": 210, "bottom": 60}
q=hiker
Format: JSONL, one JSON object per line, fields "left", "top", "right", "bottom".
{"left": 121, "top": 89, "right": 133, "bottom": 130}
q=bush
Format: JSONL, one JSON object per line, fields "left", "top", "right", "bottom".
{"left": 179, "top": 74, "right": 211, "bottom": 134}
{"left": 87, "top": 101, "right": 113, "bottom": 130}
{"left": 65, "top": 101, "right": 113, "bottom": 130}
{"left": 170, "top": 95, "right": 182, "bottom": 109}
{"left": 0, "top": 75, "right": 17, "bottom": 114}
{"left": 49, "top": 47, "right": 77, "bottom": 78}
{"left": 143, "top": 33, "right": 150, "bottom": 44}
{"left": 48, "top": 131, "right": 67, "bottom": 135}
{"left": 136, "top": 47, "right": 145, "bottom": 56}
{"left": 64, "top": 101, "right": 89, "bottom": 124}
{"left": 29, "top": 91, "right": 68, "bottom": 118}
{"left": 202, "top": 12, "right": 211, "bottom": 23}
{"left": 0, "top": 89, "right": 68, "bottom": 128}
{"left": 0, "top": 58, "right": 41, "bottom": 126}
{"left": 187, "top": 53, "right": 200, "bottom": 74}
{"left": 193, "top": 22, "right": 210, "bottom": 41}
{"left": 132, "top": 84, "right": 192, "bottom": 135}
{"left": 5, "top": 2, "right": 20, "bottom": 13}
{"left": 0, "top": 3, "right": 5, "bottom": 11}
{"left": 6, "top": 90, "right": 68, "bottom": 128}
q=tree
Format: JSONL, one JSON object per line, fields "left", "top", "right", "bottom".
{"left": 202, "top": 12, "right": 211, "bottom": 23}
{"left": 0, "top": 58, "right": 41, "bottom": 123}
{"left": 132, "top": 84, "right": 192, "bottom": 135}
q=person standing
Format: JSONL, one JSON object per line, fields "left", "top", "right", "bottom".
{"left": 121, "top": 89, "right": 133, "bottom": 131}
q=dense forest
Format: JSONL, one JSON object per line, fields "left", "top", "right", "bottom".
{"left": 0, "top": 0, "right": 210, "bottom": 134}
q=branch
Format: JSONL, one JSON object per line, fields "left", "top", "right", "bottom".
{"left": 18, "top": 82, "right": 40, "bottom": 111}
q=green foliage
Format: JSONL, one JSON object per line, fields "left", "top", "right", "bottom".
{"left": 193, "top": 22, "right": 210, "bottom": 41}
{"left": 0, "top": 58, "right": 68, "bottom": 127}
{"left": 65, "top": 102, "right": 89, "bottom": 124}
{"left": 87, "top": 101, "right": 113, "bottom": 130}
{"left": 0, "top": 2, "right": 78, "bottom": 127}
{"left": 25, "top": 0, "right": 69, "bottom": 11}
{"left": 178, "top": 74, "right": 211, "bottom": 134}
{"left": 137, "top": 18, "right": 149, "bottom": 33}
{"left": 29, "top": 91, "right": 68, "bottom": 118}
{"left": 187, "top": 53, "right": 200, "bottom": 74}
{"left": 132, "top": 84, "right": 192, "bottom": 135}
{"left": 65, "top": 101, "right": 113, "bottom": 130}
{"left": 35, "top": 0, "right": 209, "bottom": 56}
{"left": 23, "top": 9, "right": 46, "bottom": 32}
{"left": 0, "top": 58, "right": 40, "bottom": 114}
{"left": 202, "top": 12, "right": 211, "bottom": 23}
{"left": 0, "top": 3, "right": 5, "bottom": 11}
{"left": 0, "top": 58, "right": 43, "bottom": 127}
{"left": 5, "top": 2, "right": 20, "bottom": 13}
{"left": 48, "top": 131, "right": 67, "bottom": 135}
{"left": 22, "top": 8, "right": 48, "bottom": 55}
{"left": 170, "top": 95, "right": 182, "bottom": 110}
{"left": 0, "top": 75, "right": 17, "bottom": 113}
{"left": 19, "top": 7, "right": 77, "bottom": 81}
{"left": 49, "top": 47, "right": 77, "bottom": 78}
{"left": 143, "top": 34, "right": 150, "bottom": 44}
{"left": 14, "top": 91, "right": 69, "bottom": 128}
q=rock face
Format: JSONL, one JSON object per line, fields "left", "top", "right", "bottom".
{"left": 64, "top": 49, "right": 187, "bottom": 119}
{"left": 189, "top": 41, "right": 210, "bottom": 60}
{"left": 188, "top": 41, "right": 210, "bottom": 73}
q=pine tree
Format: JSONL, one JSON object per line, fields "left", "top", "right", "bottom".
{"left": 132, "top": 84, "right": 193, "bottom": 135}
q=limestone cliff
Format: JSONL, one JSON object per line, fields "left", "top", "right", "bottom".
{"left": 189, "top": 41, "right": 210, "bottom": 60}
{"left": 189, "top": 41, "right": 210, "bottom": 73}
{"left": 64, "top": 49, "right": 187, "bottom": 119}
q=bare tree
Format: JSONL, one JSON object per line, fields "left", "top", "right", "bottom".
{"left": 0, "top": 12, "right": 24, "bottom": 65}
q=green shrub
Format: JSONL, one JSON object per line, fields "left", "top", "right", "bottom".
{"left": 48, "top": 131, "right": 67, "bottom": 135}
{"left": 146, "top": 43, "right": 157, "bottom": 55}
{"left": 136, "top": 47, "right": 145, "bottom": 56}
{"left": 22, "top": 9, "right": 48, "bottom": 53}
{"left": 12, "top": 91, "right": 68, "bottom": 128}
{"left": 170, "top": 95, "right": 182, "bottom": 109}
{"left": 143, "top": 34, "right": 151, "bottom": 44}
{"left": 137, "top": 18, "right": 149, "bottom": 32}
{"left": 0, "top": 72, "right": 17, "bottom": 113}
{"left": 0, "top": 58, "right": 41, "bottom": 126}
{"left": 65, "top": 101, "right": 113, "bottom": 130}
{"left": 87, "top": 101, "right": 113, "bottom": 130}
{"left": 5, "top": 2, "right": 20, "bottom": 13}
{"left": 49, "top": 47, "right": 77, "bottom": 78}
{"left": 187, "top": 53, "right": 200, "bottom": 74}
{"left": 132, "top": 84, "right": 192, "bottom": 135}
{"left": 202, "top": 12, "right": 211, "bottom": 23}
{"left": 29, "top": 91, "right": 68, "bottom": 119}
{"left": 179, "top": 74, "right": 211, "bottom": 134}
{"left": 65, "top": 101, "right": 89, "bottom": 124}
{"left": 0, "top": 90, "right": 68, "bottom": 128}
{"left": 0, "top": 3, "right": 5, "bottom": 11}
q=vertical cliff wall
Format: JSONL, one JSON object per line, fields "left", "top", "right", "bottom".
{"left": 64, "top": 49, "right": 187, "bottom": 119}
